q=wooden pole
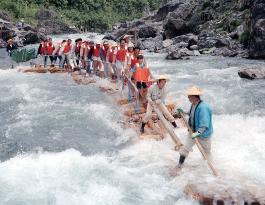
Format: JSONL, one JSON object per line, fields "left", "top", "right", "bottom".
{"left": 180, "top": 113, "right": 218, "bottom": 176}
{"left": 151, "top": 103, "right": 183, "bottom": 150}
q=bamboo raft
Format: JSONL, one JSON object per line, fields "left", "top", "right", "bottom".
{"left": 18, "top": 66, "right": 265, "bottom": 205}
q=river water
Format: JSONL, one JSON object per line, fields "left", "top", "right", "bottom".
{"left": 0, "top": 34, "right": 265, "bottom": 204}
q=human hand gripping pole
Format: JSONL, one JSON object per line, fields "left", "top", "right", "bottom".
{"left": 179, "top": 112, "right": 219, "bottom": 176}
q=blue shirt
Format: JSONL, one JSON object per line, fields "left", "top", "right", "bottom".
{"left": 189, "top": 101, "right": 213, "bottom": 138}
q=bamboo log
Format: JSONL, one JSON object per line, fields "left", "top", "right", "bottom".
{"left": 180, "top": 112, "right": 218, "bottom": 176}
{"left": 151, "top": 103, "right": 182, "bottom": 150}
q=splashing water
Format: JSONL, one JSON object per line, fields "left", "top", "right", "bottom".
{"left": 0, "top": 34, "right": 265, "bottom": 204}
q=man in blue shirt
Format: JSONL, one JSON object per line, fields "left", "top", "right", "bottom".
{"left": 177, "top": 86, "right": 213, "bottom": 168}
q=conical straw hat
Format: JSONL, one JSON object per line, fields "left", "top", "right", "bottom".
{"left": 156, "top": 74, "right": 170, "bottom": 81}
{"left": 185, "top": 86, "right": 203, "bottom": 96}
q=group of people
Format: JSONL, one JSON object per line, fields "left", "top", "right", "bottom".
{"left": 37, "top": 35, "right": 153, "bottom": 103}
{"left": 7, "top": 35, "right": 214, "bottom": 171}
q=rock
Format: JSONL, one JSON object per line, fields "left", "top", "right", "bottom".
{"left": 248, "top": 0, "right": 265, "bottom": 59}
{"left": 172, "top": 33, "right": 198, "bottom": 48}
{"left": 153, "top": 0, "right": 183, "bottom": 21}
{"left": 23, "top": 24, "right": 36, "bottom": 32}
{"left": 193, "top": 50, "right": 201, "bottom": 56}
{"left": 0, "top": 38, "right": 7, "bottom": 48}
{"left": 36, "top": 9, "right": 78, "bottom": 34}
{"left": 166, "top": 48, "right": 194, "bottom": 60}
{"left": 162, "top": 39, "right": 173, "bottom": 48}
{"left": 139, "top": 35, "right": 163, "bottom": 52}
{"left": 190, "top": 45, "right": 198, "bottom": 50}
{"left": 22, "top": 31, "right": 39, "bottom": 45}
{"left": 138, "top": 25, "right": 157, "bottom": 38}
{"left": 238, "top": 67, "right": 265, "bottom": 80}
{"left": 164, "top": 2, "right": 197, "bottom": 38}
{"left": 211, "top": 47, "right": 238, "bottom": 57}
{"left": 0, "top": 10, "right": 11, "bottom": 21}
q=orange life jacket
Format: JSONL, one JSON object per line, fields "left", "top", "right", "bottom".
{"left": 39, "top": 42, "right": 45, "bottom": 55}
{"left": 134, "top": 63, "right": 150, "bottom": 82}
{"left": 130, "top": 56, "right": 138, "bottom": 69}
{"left": 63, "top": 43, "right": 72, "bottom": 54}
{"left": 93, "top": 47, "right": 101, "bottom": 57}
{"left": 55, "top": 43, "right": 62, "bottom": 55}
{"left": 46, "top": 42, "right": 54, "bottom": 55}
{"left": 116, "top": 48, "right": 127, "bottom": 62}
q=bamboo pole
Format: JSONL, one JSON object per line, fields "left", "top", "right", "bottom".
{"left": 180, "top": 112, "right": 218, "bottom": 176}
{"left": 151, "top": 103, "right": 183, "bottom": 150}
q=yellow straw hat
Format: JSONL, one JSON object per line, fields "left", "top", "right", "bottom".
{"left": 185, "top": 86, "right": 203, "bottom": 96}
{"left": 156, "top": 74, "right": 170, "bottom": 82}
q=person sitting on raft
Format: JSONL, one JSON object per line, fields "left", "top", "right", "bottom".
{"left": 140, "top": 75, "right": 177, "bottom": 134}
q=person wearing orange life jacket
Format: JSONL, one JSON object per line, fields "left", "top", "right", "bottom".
{"left": 80, "top": 41, "right": 90, "bottom": 75}
{"left": 85, "top": 40, "right": 94, "bottom": 76}
{"left": 115, "top": 39, "right": 128, "bottom": 80}
{"left": 131, "top": 54, "right": 152, "bottom": 105}
{"left": 101, "top": 41, "right": 110, "bottom": 78}
{"left": 53, "top": 40, "right": 66, "bottom": 66}
{"left": 92, "top": 41, "right": 103, "bottom": 76}
{"left": 44, "top": 38, "right": 55, "bottom": 67}
{"left": 74, "top": 38, "right": 82, "bottom": 66}
{"left": 37, "top": 39, "right": 47, "bottom": 67}
{"left": 107, "top": 41, "right": 118, "bottom": 80}
{"left": 59, "top": 39, "right": 72, "bottom": 70}
{"left": 128, "top": 46, "right": 141, "bottom": 96}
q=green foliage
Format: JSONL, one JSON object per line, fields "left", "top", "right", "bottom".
{"left": 0, "top": 0, "right": 163, "bottom": 31}
{"left": 239, "top": 30, "right": 250, "bottom": 46}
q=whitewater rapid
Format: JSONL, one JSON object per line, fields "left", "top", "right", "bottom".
{"left": 0, "top": 36, "right": 265, "bottom": 204}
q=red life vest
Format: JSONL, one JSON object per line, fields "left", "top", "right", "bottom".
{"left": 63, "top": 43, "right": 72, "bottom": 54}
{"left": 46, "top": 42, "right": 54, "bottom": 55}
{"left": 74, "top": 42, "right": 82, "bottom": 54}
{"left": 116, "top": 48, "right": 127, "bottom": 62}
{"left": 130, "top": 56, "right": 138, "bottom": 69}
{"left": 39, "top": 42, "right": 45, "bottom": 55}
{"left": 93, "top": 47, "right": 101, "bottom": 57}
{"left": 134, "top": 63, "right": 150, "bottom": 82}
{"left": 109, "top": 48, "right": 115, "bottom": 63}
{"left": 55, "top": 43, "right": 62, "bottom": 54}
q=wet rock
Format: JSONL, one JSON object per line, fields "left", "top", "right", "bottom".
{"left": 238, "top": 67, "right": 265, "bottom": 80}
{"left": 22, "top": 31, "right": 39, "bottom": 45}
{"left": 162, "top": 39, "right": 173, "bottom": 48}
{"left": 166, "top": 48, "right": 194, "bottom": 60}
{"left": 172, "top": 33, "right": 198, "bottom": 48}
{"left": 190, "top": 45, "right": 199, "bottom": 50}
{"left": 0, "top": 38, "right": 7, "bottom": 47}
{"left": 138, "top": 25, "right": 157, "bottom": 38}
{"left": 139, "top": 35, "right": 163, "bottom": 52}
{"left": 211, "top": 47, "right": 238, "bottom": 57}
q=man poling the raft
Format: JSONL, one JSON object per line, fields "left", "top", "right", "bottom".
{"left": 174, "top": 86, "right": 218, "bottom": 176}
{"left": 140, "top": 75, "right": 178, "bottom": 134}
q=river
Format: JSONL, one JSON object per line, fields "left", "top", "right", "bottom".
{"left": 0, "top": 34, "right": 265, "bottom": 204}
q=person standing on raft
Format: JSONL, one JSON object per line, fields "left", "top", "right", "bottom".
{"left": 140, "top": 75, "right": 177, "bottom": 133}
{"left": 177, "top": 86, "right": 213, "bottom": 168}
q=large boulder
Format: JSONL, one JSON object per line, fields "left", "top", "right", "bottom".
{"left": 238, "top": 67, "right": 265, "bottom": 79}
{"left": 166, "top": 48, "right": 194, "bottom": 60}
{"left": 153, "top": 0, "right": 183, "bottom": 21}
{"left": 248, "top": 0, "right": 265, "bottom": 59}
{"left": 138, "top": 25, "right": 157, "bottom": 38}
{"left": 22, "top": 31, "right": 39, "bottom": 45}
{"left": 138, "top": 35, "right": 163, "bottom": 52}
{"left": 0, "top": 38, "right": 7, "bottom": 48}
{"left": 36, "top": 9, "right": 78, "bottom": 34}
{"left": 164, "top": 2, "right": 197, "bottom": 38}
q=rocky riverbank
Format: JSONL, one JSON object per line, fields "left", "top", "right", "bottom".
{"left": 104, "top": 0, "right": 265, "bottom": 60}
{"left": 0, "top": 9, "right": 79, "bottom": 48}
